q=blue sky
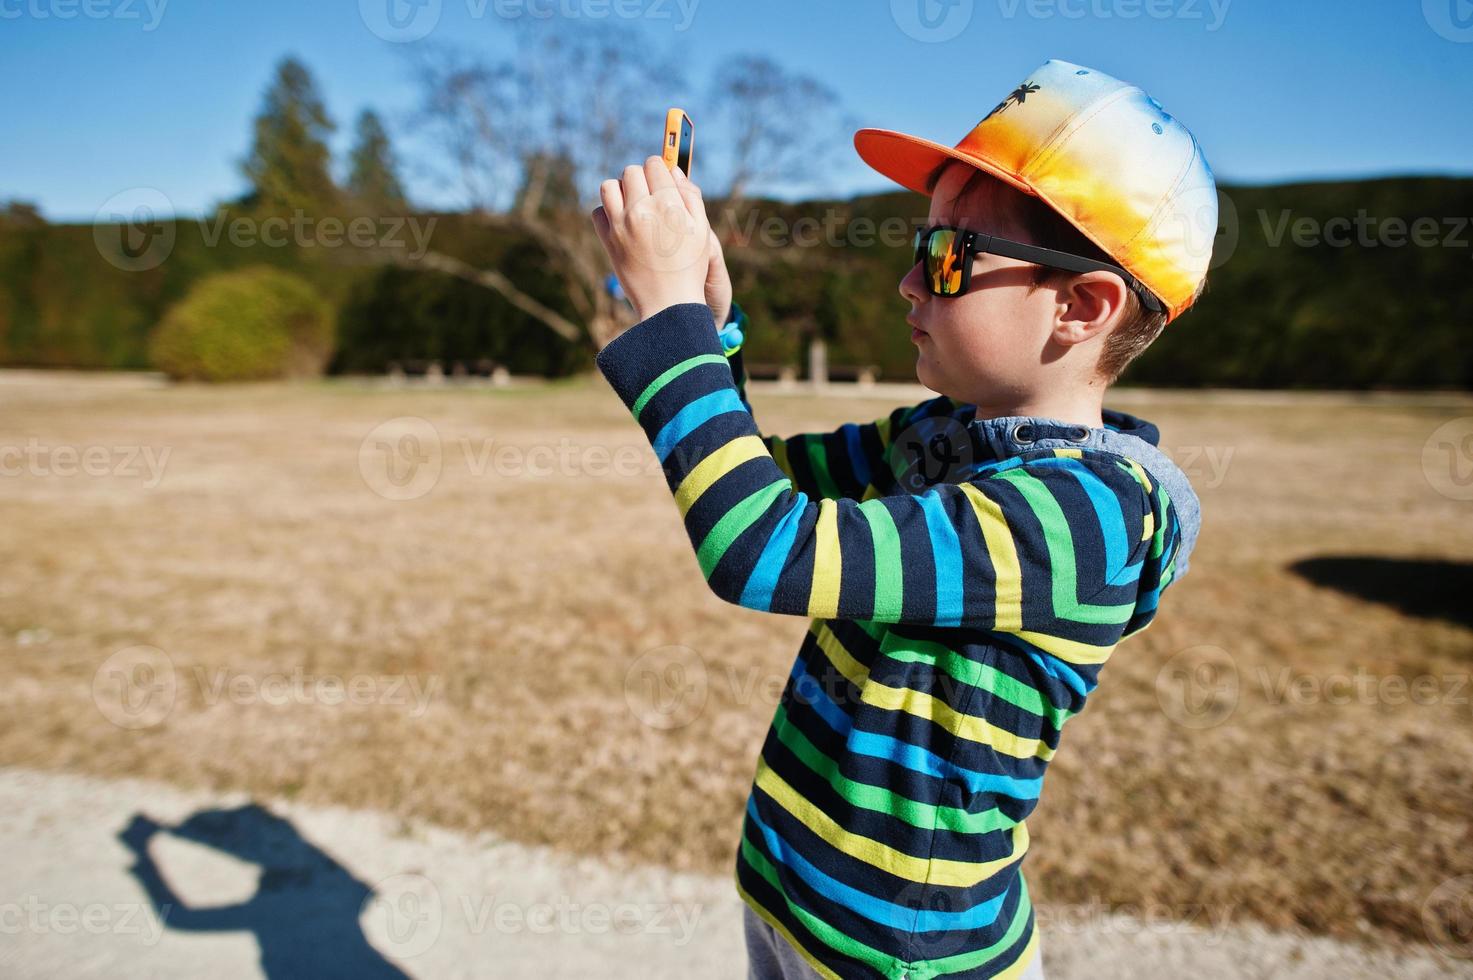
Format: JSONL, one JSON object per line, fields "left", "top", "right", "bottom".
{"left": 3, "top": 0, "right": 1471, "bottom": 221}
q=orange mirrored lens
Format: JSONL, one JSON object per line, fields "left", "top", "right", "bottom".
{"left": 923, "top": 229, "right": 963, "bottom": 295}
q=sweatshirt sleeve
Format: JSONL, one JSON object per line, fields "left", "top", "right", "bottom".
{"left": 723, "top": 302, "right": 959, "bottom": 502}
{"left": 596, "top": 303, "right": 1161, "bottom": 655}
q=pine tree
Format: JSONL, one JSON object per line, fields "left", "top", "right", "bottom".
{"left": 347, "top": 110, "right": 408, "bottom": 215}
{"left": 241, "top": 57, "right": 339, "bottom": 215}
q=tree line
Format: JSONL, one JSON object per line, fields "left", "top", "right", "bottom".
{"left": 1, "top": 25, "right": 1468, "bottom": 389}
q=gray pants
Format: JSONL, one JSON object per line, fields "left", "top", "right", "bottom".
{"left": 744, "top": 906, "right": 1045, "bottom": 979}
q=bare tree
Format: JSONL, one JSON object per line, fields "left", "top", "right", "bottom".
{"left": 399, "top": 23, "right": 854, "bottom": 349}
{"left": 706, "top": 56, "right": 854, "bottom": 213}
{"left": 405, "top": 23, "right": 682, "bottom": 347}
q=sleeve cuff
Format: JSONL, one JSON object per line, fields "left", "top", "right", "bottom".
{"left": 594, "top": 302, "right": 723, "bottom": 410}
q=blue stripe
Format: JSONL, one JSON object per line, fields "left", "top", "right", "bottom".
{"left": 1026, "top": 650, "right": 1090, "bottom": 699}
{"left": 789, "top": 660, "right": 1042, "bottom": 799}
{"left": 1136, "top": 587, "right": 1160, "bottom": 614}
{"left": 917, "top": 491, "right": 964, "bottom": 626}
{"left": 1063, "top": 461, "right": 1140, "bottom": 586}
{"left": 739, "top": 491, "right": 809, "bottom": 609}
{"left": 745, "top": 799, "right": 1014, "bottom": 931}
{"left": 841, "top": 423, "right": 871, "bottom": 490}
{"left": 652, "top": 389, "right": 747, "bottom": 463}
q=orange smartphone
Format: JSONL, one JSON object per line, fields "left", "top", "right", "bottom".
{"left": 661, "top": 108, "right": 694, "bottom": 178}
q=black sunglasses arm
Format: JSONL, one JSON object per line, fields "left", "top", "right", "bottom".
{"left": 969, "top": 232, "right": 1163, "bottom": 313}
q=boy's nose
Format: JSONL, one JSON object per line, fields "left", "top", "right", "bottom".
{"left": 899, "top": 261, "right": 929, "bottom": 307}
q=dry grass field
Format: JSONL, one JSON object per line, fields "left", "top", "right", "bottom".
{"left": 3, "top": 372, "right": 1472, "bottom": 956}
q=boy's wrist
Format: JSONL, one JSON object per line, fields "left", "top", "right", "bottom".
{"left": 595, "top": 302, "right": 725, "bottom": 412}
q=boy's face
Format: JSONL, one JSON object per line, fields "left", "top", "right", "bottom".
{"left": 899, "top": 164, "right": 1066, "bottom": 410}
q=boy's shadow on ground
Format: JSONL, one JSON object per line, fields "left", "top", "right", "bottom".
{"left": 117, "top": 804, "right": 410, "bottom": 979}
{"left": 1288, "top": 555, "right": 1473, "bottom": 631}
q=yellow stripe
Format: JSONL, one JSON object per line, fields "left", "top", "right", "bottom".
{"left": 1142, "top": 509, "right": 1155, "bottom": 542}
{"left": 959, "top": 483, "right": 1023, "bottom": 632}
{"left": 755, "top": 761, "right": 1030, "bottom": 888}
{"left": 767, "top": 435, "right": 793, "bottom": 483}
{"left": 734, "top": 884, "right": 845, "bottom": 980}
{"left": 861, "top": 682, "right": 1053, "bottom": 761}
{"left": 1013, "top": 629, "right": 1118, "bottom": 666}
{"left": 1124, "top": 457, "right": 1154, "bottom": 492}
{"left": 809, "top": 499, "right": 842, "bottom": 618}
{"left": 673, "top": 435, "right": 767, "bottom": 516}
{"left": 1052, "top": 447, "right": 1083, "bottom": 458}
{"left": 992, "top": 928, "right": 1042, "bottom": 980}
{"left": 811, "top": 622, "right": 870, "bottom": 688}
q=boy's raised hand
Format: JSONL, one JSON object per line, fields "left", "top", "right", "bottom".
{"left": 704, "top": 225, "right": 732, "bottom": 331}
{"left": 592, "top": 156, "right": 711, "bottom": 328}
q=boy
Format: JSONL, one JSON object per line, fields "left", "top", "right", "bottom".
{"left": 590, "top": 59, "right": 1213, "bottom": 980}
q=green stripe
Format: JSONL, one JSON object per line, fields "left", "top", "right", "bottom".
{"left": 630, "top": 353, "right": 728, "bottom": 421}
{"left": 880, "top": 641, "right": 1074, "bottom": 728}
{"left": 997, "top": 469, "right": 1135, "bottom": 625}
{"left": 857, "top": 500, "right": 904, "bottom": 620}
{"left": 1151, "top": 484, "right": 1172, "bottom": 559}
{"left": 805, "top": 437, "right": 843, "bottom": 500}
{"left": 919, "top": 874, "right": 1034, "bottom": 977}
{"left": 696, "top": 479, "right": 790, "bottom": 577}
{"left": 771, "top": 704, "right": 1015, "bottom": 835}
{"left": 741, "top": 827, "right": 1035, "bottom": 979}
{"left": 739, "top": 836, "right": 895, "bottom": 972}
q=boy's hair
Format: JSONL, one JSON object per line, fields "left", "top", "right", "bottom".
{"left": 924, "top": 160, "right": 1201, "bottom": 385}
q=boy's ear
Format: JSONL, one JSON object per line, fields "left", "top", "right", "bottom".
{"left": 1051, "top": 271, "right": 1130, "bottom": 347}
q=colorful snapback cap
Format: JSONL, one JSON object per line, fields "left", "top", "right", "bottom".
{"left": 855, "top": 59, "right": 1218, "bottom": 322}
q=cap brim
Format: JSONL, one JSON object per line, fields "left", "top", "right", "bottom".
{"left": 853, "top": 128, "right": 1037, "bottom": 200}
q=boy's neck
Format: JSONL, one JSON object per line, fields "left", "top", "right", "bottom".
{"left": 967, "top": 389, "right": 1106, "bottom": 430}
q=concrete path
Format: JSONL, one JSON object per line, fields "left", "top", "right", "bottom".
{"left": 0, "top": 768, "right": 1465, "bottom": 979}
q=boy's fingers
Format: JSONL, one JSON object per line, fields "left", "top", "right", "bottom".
{"left": 643, "top": 154, "right": 677, "bottom": 197}
{"left": 620, "top": 163, "right": 649, "bottom": 209}
{"left": 672, "top": 166, "right": 704, "bottom": 219}
{"left": 590, "top": 205, "right": 611, "bottom": 243}
{"left": 705, "top": 229, "right": 724, "bottom": 276}
{"left": 599, "top": 179, "right": 624, "bottom": 223}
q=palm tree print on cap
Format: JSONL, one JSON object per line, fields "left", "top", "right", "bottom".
{"left": 985, "top": 82, "right": 1041, "bottom": 120}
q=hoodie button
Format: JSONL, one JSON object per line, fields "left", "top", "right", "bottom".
{"left": 1068, "top": 426, "right": 1090, "bottom": 442}
{"left": 1011, "top": 423, "right": 1035, "bottom": 444}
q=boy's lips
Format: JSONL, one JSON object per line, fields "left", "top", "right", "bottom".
{"left": 907, "top": 316, "right": 928, "bottom": 342}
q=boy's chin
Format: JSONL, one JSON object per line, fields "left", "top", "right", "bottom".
{"left": 914, "top": 353, "right": 949, "bottom": 397}
{"left": 915, "top": 356, "right": 978, "bottom": 407}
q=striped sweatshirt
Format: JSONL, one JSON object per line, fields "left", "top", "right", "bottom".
{"left": 594, "top": 302, "right": 1201, "bottom": 980}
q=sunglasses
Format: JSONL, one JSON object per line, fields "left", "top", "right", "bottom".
{"left": 912, "top": 224, "right": 1163, "bottom": 314}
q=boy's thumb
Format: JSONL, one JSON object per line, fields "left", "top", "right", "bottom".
{"left": 706, "top": 229, "right": 729, "bottom": 284}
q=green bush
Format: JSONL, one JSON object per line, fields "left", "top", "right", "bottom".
{"left": 148, "top": 266, "right": 333, "bottom": 381}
